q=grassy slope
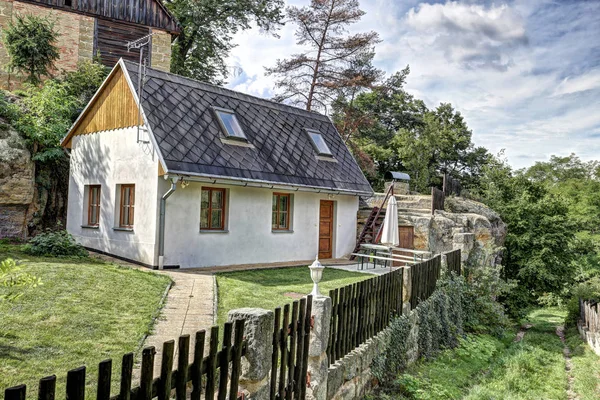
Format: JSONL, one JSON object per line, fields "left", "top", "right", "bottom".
{"left": 566, "top": 326, "right": 600, "bottom": 399}
{"left": 464, "top": 308, "right": 567, "bottom": 400}
{"left": 216, "top": 266, "right": 371, "bottom": 325}
{"left": 388, "top": 334, "right": 512, "bottom": 399}
{"left": 382, "top": 308, "right": 600, "bottom": 400}
{"left": 0, "top": 249, "right": 171, "bottom": 396}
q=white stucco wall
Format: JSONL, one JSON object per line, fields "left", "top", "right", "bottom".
{"left": 159, "top": 180, "right": 359, "bottom": 268}
{"left": 66, "top": 127, "right": 160, "bottom": 265}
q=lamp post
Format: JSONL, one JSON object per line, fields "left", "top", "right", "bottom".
{"left": 309, "top": 255, "right": 325, "bottom": 297}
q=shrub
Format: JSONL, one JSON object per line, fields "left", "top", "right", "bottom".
{"left": 60, "top": 60, "right": 108, "bottom": 104}
{"left": 15, "top": 80, "right": 80, "bottom": 162}
{"left": 371, "top": 314, "right": 412, "bottom": 385}
{"left": 565, "top": 277, "right": 600, "bottom": 326}
{"left": 23, "top": 230, "right": 88, "bottom": 257}
{"left": 0, "top": 258, "right": 41, "bottom": 301}
{"left": 372, "top": 273, "right": 511, "bottom": 388}
{"left": 3, "top": 15, "right": 60, "bottom": 85}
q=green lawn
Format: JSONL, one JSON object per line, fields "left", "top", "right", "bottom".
{"left": 566, "top": 326, "right": 600, "bottom": 399}
{"left": 463, "top": 308, "right": 568, "bottom": 400}
{"left": 216, "top": 266, "right": 371, "bottom": 325}
{"left": 0, "top": 248, "right": 171, "bottom": 397}
{"left": 377, "top": 307, "right": 600, "bottom": 400}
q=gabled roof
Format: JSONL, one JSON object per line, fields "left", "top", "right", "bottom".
{"left": 17, "top": 0, "right": 179, "bottom": 33}
{"left": 63, "top": 59, "right": 373, "bottom": 195}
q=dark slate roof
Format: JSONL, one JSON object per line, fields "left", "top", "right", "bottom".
{"left": 123, "top": 61, "right": 373, "bottom": 194}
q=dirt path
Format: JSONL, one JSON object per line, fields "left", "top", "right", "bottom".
{"left": 556, "top": 326, "right": 580, "bottom": 400}
{"left": 514, "top": 323, "right": 533, "bottom": 342}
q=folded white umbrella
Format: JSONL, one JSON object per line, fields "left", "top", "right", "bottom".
{"left": 380, "top": 195, "right": 399, "bottom": 246}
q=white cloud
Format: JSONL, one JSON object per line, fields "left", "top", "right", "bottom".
{"left": 226, "top": 0, "right": 600, "bottom": 169}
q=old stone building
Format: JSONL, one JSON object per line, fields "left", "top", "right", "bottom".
{"left": 0, "top": 0, "right": 179, "bottom": 88}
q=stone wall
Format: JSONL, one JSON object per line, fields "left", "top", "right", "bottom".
{"left": 151, "top": 28, "right": 171, "bottom": 72}
{"left": 0, "top": 121, "right": 34, "bottom": 238}
{"left": 0, "top": 0, "right": 173, "bottom": 87}
{"left": 0, "top": 0, "right": 96, "bottom": 89}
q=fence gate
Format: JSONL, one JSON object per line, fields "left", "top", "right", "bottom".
{"left": 270, "top": 295, "right": 313, "bottom": 400}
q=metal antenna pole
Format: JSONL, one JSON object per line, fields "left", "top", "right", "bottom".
{"left": 127, "top": 33, "right": 155, "bottom": 144}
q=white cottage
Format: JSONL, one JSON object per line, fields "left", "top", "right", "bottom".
{"left": 61, "top": 59, "right": 373, "bottom": 269}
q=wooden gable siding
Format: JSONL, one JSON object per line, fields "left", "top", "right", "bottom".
{"left": 65, "top": 67, "right": 141, "bottom": 147}
{"left": 16, "top": 0, "right": 179, "bottom": 33}
{"left": 96, "top": 19, "right": 150, "bottom": 67}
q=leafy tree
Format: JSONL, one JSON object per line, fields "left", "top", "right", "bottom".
{"left": 525, "top": 154, "right": 600, "bottom": 234}
{"left": 3, "top": 15, "right": 60, "bottom": 85}
{"left": 332, "top": 67, "right": 427, "bottom": 187}
{"left": 266, "top": 0, "right": 381, "bottom": 112}
{"left": 166, "top": 0, "right": 285, "bottom": 83}
{"left": 392, "top": 103, "right": 491, "bottom": 192}
{"left": 476, "top": 153, "right": 579, "bottom": 312}
{"left": 332, "top": 68, "right": 490, "bottom": 191}
{"left": 0, "top": 258, "right": 41, "bottom": 301}
{"left": 16, "top": 80, "right": 80, "bottom": 162}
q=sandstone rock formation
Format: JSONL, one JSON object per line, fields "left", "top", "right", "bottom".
{"left": 358, "top": 194, "right": 506, "bottom": 268}
{"left": 0, "top": 121, "right": 34, "bottom": 238}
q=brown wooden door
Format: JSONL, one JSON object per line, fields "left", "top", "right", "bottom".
{"left": 394, "top": 226, "right": 415, "bottom": 266}
{"left": 399, "top": 226, "right": 414, "bottom": 250}
{"left": 319, "top": 200, "right": 334, "bottom": 259}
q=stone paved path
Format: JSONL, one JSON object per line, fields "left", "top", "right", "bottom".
{"left": 88, "top": 252, "right": 216, "bottom": 378}
{"left": 142, "top": 269, "right": 215, "bottom": 376}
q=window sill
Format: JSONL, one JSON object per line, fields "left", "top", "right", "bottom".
{"left": 272, "top": 230, "right": 294, "bottom": 234}
{"left": 81, "top": 225, "right": 99, "bottom": 230}
{"left": 199, "top": 229, "right": 229, "bottom": 234}
{"left": 113, "top": 227, "right": 134, "bottom": 232}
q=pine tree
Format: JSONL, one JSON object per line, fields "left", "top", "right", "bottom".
{"left": 3, "top": 15, "right": 59, "bottom": 85}
{"left": 266, "top": 0, "right": 381, "bottom": 112}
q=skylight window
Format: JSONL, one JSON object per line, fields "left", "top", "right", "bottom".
{"left": 214, "top": 108, "right": 247, "bottom": 140}
{"left": 306, "top": 129, "right": 332, "bottom": 156}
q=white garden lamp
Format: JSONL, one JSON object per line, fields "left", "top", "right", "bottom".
{"left": 309, "top": 255, "right": 325, "bottom": 296}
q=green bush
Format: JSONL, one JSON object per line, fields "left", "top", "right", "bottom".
{"left": 0, "top": 258, "right": 41, "bottom": 301}
{"left": 23, "top": 230, "right": 87, "bottom": 257}
{"left": 565, "top": 277, "right": 600, "bottom": 326}
{"left": 372, "top": 273, "right": 511, "bottom": 388}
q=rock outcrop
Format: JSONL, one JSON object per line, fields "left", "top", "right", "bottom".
{"left": 358, "top": 194, "right": 506, "bottom": 268}
{"left": 0, "top": 121, "right": 34, "bottom": 238}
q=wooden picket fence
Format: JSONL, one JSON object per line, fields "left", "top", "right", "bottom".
{"left": 410, "top": 255, "right": 442, "bottom": 309}
{"left": 3, "top": 320, "right": 246, "bottom": 400}
{"left": 270, "top": 295, "right": 313, "bottom": 400}
{"left": 327, "top": 268, "right": 404, "bottom": 365}
{"left": 580, "top": 299, "right": 600, "bottom": 333}
{"left": 445, "top": 249, "right": 462, "bottom": 276}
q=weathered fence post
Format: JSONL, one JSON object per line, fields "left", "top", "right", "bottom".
{"left": 228, "top": 308, "right": 274, "bottom": 400}
{"left": 402, "top": 266, "right": 412, "bottom": 315}
{"left": 441, "top": 253, "right": 448, "bottom": 273}
{"left": 306, "top": 296, "right": 332, "bottom": 400}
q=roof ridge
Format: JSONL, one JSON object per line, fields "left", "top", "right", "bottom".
{"left": 123, "top": 60, "right": 330, "bottom": 121}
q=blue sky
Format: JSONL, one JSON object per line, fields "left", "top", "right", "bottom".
{"left": 225, "top": 0, "right": 600, "bottom": 169}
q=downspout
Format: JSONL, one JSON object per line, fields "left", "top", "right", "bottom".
{"left": 158, "top": 176, "right": 179, "bottom": 269}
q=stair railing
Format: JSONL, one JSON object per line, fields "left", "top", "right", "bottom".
{"left": 350, "top": 181, "right": 396, "bottom": 260}
{"left": 372, "top": 181, "right": 394, "bottom": 243}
